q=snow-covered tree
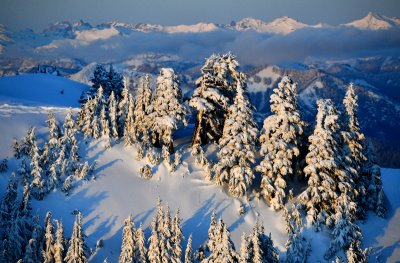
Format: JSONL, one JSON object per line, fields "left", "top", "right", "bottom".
{"left": 0, "top": 175, "right": 18, "bottom": 242}
{"left": 284, "top": 205, "right": 310, "bottom": 263}
{"left": 239, "top": 233, "right": 250, "bottom": 263}
{"left": 65, "top": 212, "right": 87, "bottom": 263}
{"left": 325, "top": 192, "right": 362, "bottom": 260}
{"left": 362, "top": 141, "right": 386, "bottom": 217}
{"left": 207, "top": 210, "right": 217, "bottom": 254}
{"left": 119, "top": 215, "right": 136, "bottom": 263}
{"left": 81, "top": 98, "right": 94, "bottom": 138}
{"left": 100, "top": 105, "right": 111, "bottom": 148}
{"left": 47, "top": 112, "right": 60, "bottom": 149}
{"left": 149, "top": 68, "right": 187, "bottom": 153}
{"left": 147, "top": 217, "right": 161, "bottom": 263}
{"left": 250, "top": 220, "right": 279, "bottom": 263}
{"left": 13, "top": 139, "right": 23, "bottom": 159}
{"left": 22, "top": 214, "right": 43, "bottom": 263}
{"left": 214, "top": 73, "right": 258, "bottom": 198}
{"left": 346, "top": 240, "right": 367, "bottom": 263}
{"left": 22, "top": 126, "right": 36, "bottom": 156}
{"left": 30, "top": 140, "right": 45, "bottom": 200}
{"left": 123, "top": 93, "right": 137, "bottom": 146}
{"left": 299, "top": 99, "right": 350, "bottom": 229}
{"left": 134, "top": 74, "right": 153, "bottom": 143}
{"left": 256, "top": 76, "right": 303, "bottom": 211}
{"left": 204, "top": 217, "right": 238, "bottom": 263}
{"left": 53, "top": 220, "right": 65, "bottom": 263}
{"left": 139, "top": 164, "right": 153, "bottom": 179}
{"left": 118, "top": 79, "right": 130, "bottom": 137}
{"left": 341, "top": 84, "right": 367, "bottom": 218}
{"left": 184, "top": 234, "right": 193, "bottom": 263}
{"left": 107, "top": 64, "right": 124, "bottom": 99}
{"left": 86, "top": 64, "right": 108, "bottom": 101}
{"left": 42, "top": 212, "right": 55, "bottom": 263}
{"left": 190, "top": 53, "right": 241, "bottom": 147}
{"left": 171, "top": 209, "right": 183, "bottom": 261}
{"left": 109, "top": 91, "right": 119, "bottom": 141}
{"left": 134, "top": 224, "right": 147, "bottom": 263}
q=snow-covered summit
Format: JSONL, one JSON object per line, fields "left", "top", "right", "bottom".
{"left": 163, "top": 22, "right": 219, "bottom": 33}
{"left": 344, "top": 12, "right": 400, "bottom": 30}
{"left": 232, "top": 17, "right": 309, "bottom": 34}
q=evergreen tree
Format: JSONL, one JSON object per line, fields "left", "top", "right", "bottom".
{"left": 171, "top": 209, "right": 183, "bottom": 261}
{"left": 325, "top": 192, "right": 362, "bottom": 259}
{"left": 47, "top": 112, "right": 60, "bottom": 149}
{"left": 214, "top": 73, "right": 258, "bottom": 198}
{"left": 81, "top": 98, "right": 94, "bottom": 138}
{"left": 53, "top": 220, "right": 65, "bottom": 263}
{"left": 119, "top": 215, "right": 136, "bottom": 263}
{"left": 204, "top": 217, "right": 237, "bottom": 263}
{"left": 108, "top": 91, "right": 119, "bottom": 141}
{"left": 341, "top": 84, "right": 367, "bottom": 218}
{"left": 107, "top": 64, "right": 124, "bottom": 99}
{"left": 184, "top": 234, "right": 193, "bottom": 263}
{"left": 207, "top": 210, "right": 217, "bottom": 253}
{"left": 149, "top": 68, "right": 187, "bottom": 153}
{"left": 42, "top": 212, "right": 55, "bottom": 263}
{"left": 190, "top": 53, "right": 241, "bottom": 147}
{"left": 284, "top": 205, "right": 310, "bottom": 263}
{"left": 363, "top": 141, "right": 386, "bottom": 217}
{"left": 250, "top": 220, "right": 279, "bottom": 263}
{"left": 13, "top": 138, "right": 23, "bottom": 159}
{"left": 100, "top": 105, "right": 111, "bottom": 148}
{"left": 147, "top": 217, "right": 161, "bottom": 263}
{"left": 134, "top": 74, "right": 153, "bottom": 143}
{"left": 299, "top": 99, "right": 350, "bottom": 229}
{"left": 256, "top": 76, "right": 303, "bottom": 211}
{"left": 239, "top": 233, "right": 250, "bottom": 263}
{"left": 118, "top": 79, "right": 130, "bottom": 137}
{"left": 134, "top": 224, "right": 147, "bottom": 263}
{"left": 22, "top": 126, "right": 36, "bottom": 156}
{"left": 346, "top": 240, "right": 367, "bottom": 263}
{"left": 30, "top": 140, "right": 45, "bottom": 200}
{"left": 123, "top": 93, "right": 137, "bottom": 146}
{"left": 87, "top": 64, "right": 108, "bottom": 101}
{"left": 0, "top": 175, "right": 18, "bottom": 239}
{"left": 65, "top": 212, "right": 87, "bottom": 263}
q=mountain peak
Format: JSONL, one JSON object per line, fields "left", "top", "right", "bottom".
{"left": 344, "top": 12, "right": 399, "bottom": 30}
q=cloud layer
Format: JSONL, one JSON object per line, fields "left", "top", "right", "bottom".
{"left": 14, "top": 26, "right": 400, "bottom": 66}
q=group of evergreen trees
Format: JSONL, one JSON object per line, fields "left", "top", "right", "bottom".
{"left": 78, "top": 67, "right": 186, "bottom": 156}
{"left": 0, "top": 171, "right": 88, "bottom": 262}
{"left": 12, "top": 111, "right": 95, "bottom": 199}
{"left": 119, "top": 200, "right": 280, "bottom": 263}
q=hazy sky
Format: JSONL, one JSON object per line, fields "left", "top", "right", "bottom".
{"left": 1, "top": 0, "right": 400, "bottom": 31}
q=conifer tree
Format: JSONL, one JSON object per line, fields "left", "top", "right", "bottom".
{"left": 363, "top": 141, "right": 386, "bottom": 217}
{"left": 190, "top": 53, "right": 241, "bottom": 147}
{"left": 325, "top": 192, "right": 362, "bottom": 260}
{"left": 81, "top": 98, "right": 94, "bottom": 138}
{"left": 147, "top": 217, "right": 161, "bottom": 263}
{"left": 30, "top": 140, "right": 45, "bottom": 200}
{"left": 87, "top": 64, "right": 108, "bottom": 101}
{"left": 207, "top": 210, "right": 217, "bottom": 253}
{"left": 171, "top": 209, "right": 183, "bottom": 261}
{"left": 299, "top": 99, "right": 350, "bottom": 229}
{"left": 239, "top": 233, "right": 250, "bottom": 263}
{"left": 0, "top": 175, "right": 18, "bottom": 239}
{"left": 250, "top": 220, "right": 279, "bottom": 263}
{"left": 13, "top": 138, "right": 23, "bottom": 159}
{"left": 214, "top": 73, "right": 257, "bottom": 198}
{"left": 184, "top": 234, "right": 193, "bottom": 263}
{"left": 134, "top": 224, "right": 147, "bottom": 263}
{"left": 149, "top": 68, "right": 187, "bottom": 153}
{"left": 134, "top": 74, "right": 153, "bottom": 143}
{"left": 346, "top": 240, "right": 367, "bottom": 263}
{"left": 204, "top": 217, "right": 237, "bottom": 262}
{"left": 100, "top": 105, "right": 111, "bottom": 148}
{"left": 42, "top": 212, "right": 55, "bottom": 263}
{"left": 22, "top": 126, "right": 36, "bottom": 156}
{"left": 53, "top": 220, "right": 65, "bottom": 263}
{"left": 109, "top": 91, "right": 119, "bottom": 141}
{"left": 119, "top": 215, "right": 136, "bottom": 263}
{"left": 65, "top": 212, "right": 87, "bottom": 263}
{"left": 47, "top": 112, "right": 60, "bottom": 149}
{"left": 256, "top": 76, "right": 303, "bottom": 211}
{"left": 107, "top": 65, "right": 124, "bottom": 99}
{"left": 118, "top": 79, "right": 130, "bottom": 137}
{"left": 284, "top": 205, "right": 310, "bottom": 263}
{"left": 123, "top": 93, "right": 137, "bottom": 146}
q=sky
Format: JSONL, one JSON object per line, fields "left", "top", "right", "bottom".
{"left": 1, "top": 0, "right": 400, "bottom": 31}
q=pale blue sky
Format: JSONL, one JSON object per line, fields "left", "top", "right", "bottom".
{"left": 1, "top": 0, "right": 399, "bottom": 31}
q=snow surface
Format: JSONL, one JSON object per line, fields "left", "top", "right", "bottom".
{"left": 0, "top": 74, "right": 399, "bottom": 262}
{"left": 247, "top": 66, "right": 281, "bottom": 92}
{"left": 0, "top": 74, "right": 88, "bottom": 107}
{"left": 344, "top": 12, "right": 400, "bottom": 30}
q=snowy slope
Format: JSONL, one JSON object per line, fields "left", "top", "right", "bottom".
{"left": 0, "top": 74, "right": 89, "bottom": 107}
{"left": 0, "top": 74, "right": 399, "bottom": 262}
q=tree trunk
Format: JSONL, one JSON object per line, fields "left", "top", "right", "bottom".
{"left": 191, "top": 110, "right": 204, "bottom": 148}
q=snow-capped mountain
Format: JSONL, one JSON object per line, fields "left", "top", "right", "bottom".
{"left": 344, "top": 12, "right": 400, "bottom": 30}
{"left": 231, "top": 17, "right": 311, "bottom": 34}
